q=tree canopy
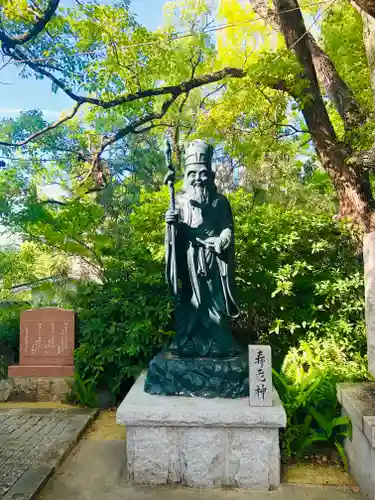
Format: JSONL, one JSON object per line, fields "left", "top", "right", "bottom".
{"left": 0, "top": 0, "right": 375, "bottom": 272}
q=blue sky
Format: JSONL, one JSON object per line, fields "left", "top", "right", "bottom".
{"left": 0, "top": 0, "right": 166, "bottom": 119}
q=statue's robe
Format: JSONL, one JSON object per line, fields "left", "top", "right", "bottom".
{"left": 166, "top": 190, "right": 241, "bottom": 358}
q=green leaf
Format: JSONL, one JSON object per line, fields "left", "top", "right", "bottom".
{"left": 334, "top": 441, "right": 349, "bottom": 471}
{"left": 309, "top": 407, "right": 333, "bottom": 436}
{"left": 332, "top": 415, "right": 351, "bottom": 428}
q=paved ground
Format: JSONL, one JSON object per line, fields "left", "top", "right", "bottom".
{"left": 0, "top": 408, "right": 97, "bottom": 500}
{"left": 0, "top": 408, "right": 363, "bottom": 500}
{"left": 37, "top": 438, "right": 363, "bottom": 500}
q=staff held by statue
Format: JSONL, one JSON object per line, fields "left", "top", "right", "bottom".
{"left": 164, "top": 138, "right": 178, "bottom": 297}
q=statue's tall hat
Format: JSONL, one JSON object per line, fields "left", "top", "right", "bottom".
{"left": 184, "top": 140, "right": 214, "bottom": 170}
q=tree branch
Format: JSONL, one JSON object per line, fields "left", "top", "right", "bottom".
{"left": 39, "top": 199, "right": 68, "bottom": 206}
{"left": 0, "top": 0, "right": 60, "bottom": 49}
{"left": 0, "top": 102, "right": 83, "bottom": 147}
{"left": 91, "top": 93, "right": 180, "bottom": 168}
{"left": 277, "top": 123, "right": 309, "bottom": 133}
{"left": 9, "top": 47, "right": 245, "bottom": 108}
{"left": 348, "top": 148, "right": 375, "bottom": 170}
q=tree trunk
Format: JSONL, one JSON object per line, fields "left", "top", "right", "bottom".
{"left": 306, "top": 33, "right": 364, "bottom": 129}
{"left": 172, "top": 125, "right": 183, "bottom": 171}
{"left": 328, "top": 158, "right": 375, "bottom": 230}
{"left": 274, "top": 0, "right": 375, "bottom": 377}
{"left": 360, "top": 9, "right": 375, "bottom": 103}
{"left": 353, "top": 0, "right": 375, "bottom": 19}
{"left": 274, "top": 0, "right": 375, "bottom": 229}
{"left": 356, "top": 4, "right": 375, "bottom": 377}
{"left": 250, "top": 0, "right": 364, "bottom": 130}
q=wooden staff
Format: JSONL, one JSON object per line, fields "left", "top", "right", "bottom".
{"left": 164, "top": 138, "right": 178, "bottom": 297}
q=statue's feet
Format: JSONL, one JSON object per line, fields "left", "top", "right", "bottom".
{"left": 209, "top": 340, "right": 243, "bottom": 357}
{"left": 145, "top": 350, "right": 249, "bottom": 398}
{"left": 169, "top": 338, "right": 244, "bottom": 358}
{"left": 170, "top": 339, "right": 197, "bottom": 357}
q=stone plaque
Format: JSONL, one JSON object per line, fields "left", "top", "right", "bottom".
{"left": 19, "top": 308, "right": 75, "bottom": 366}
{"left": 248, "top": 345, "right": 272, "bottom": 407}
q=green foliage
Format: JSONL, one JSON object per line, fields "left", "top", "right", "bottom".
{"left": 0, "top": 303, "right": 30, "bottom": 353}
{"left": 69, "top": 188, "right": 173, "bottom": 396}
{"left": 72, "top": 275, "right": 172, "bottom": 396}
{"left": 230, "top": 190, "right": 365, "bottom": 366}
{"left": 273, "top": 368, "right": 352, "bottom": 467}
{"left": 0, "top": 241, "right": 59, "bottom": 354}
{"left": 274, "top": 337, "right": 369, "bottom": 464}
{"left": 0, "top": 0, "right": 371, "bottom": 466}
{"left": 55, "top": 185, "right": 365, "bottom": 404}
{"left": 283, "top": 337, "right": 369, "bottom": 383}
{"left": 0, "top": 242, "right": 53, "bottom": 298}
{"left": 67, "top": 372, "right": 99, "bottom": 408}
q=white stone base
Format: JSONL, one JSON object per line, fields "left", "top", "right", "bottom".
{"left": 117, "top": 373, "right": 286, "bottom": 489}
{"left": 338, "top": 382, "right": 375, "bottom": 499}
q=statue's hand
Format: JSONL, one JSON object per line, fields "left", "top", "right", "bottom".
{"left": 165, "top": 209, "right": 179, "bottom": 225}
{"left": 199, "top": 236, "right": 228, "bottom": 255}
{"left": 164, "top": 170, "right": 176, "bottom": 186}
{"left": 199, "top": 236, "right": 216, "bottom": 251}
{"left": 218, "top": 234, "right": 231, "bottom": 252}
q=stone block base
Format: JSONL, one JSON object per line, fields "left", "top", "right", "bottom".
{"left": 0, "top": 376, "right": 73, "bottom": 402}
{"left": 337, "top": 382, "right": 375, "bottom": 499}
{"left": 8, "top": 364, "right": 74, "bottom": 377}
{"left": 117, "top": 373, "right": 286, "bottom": 489}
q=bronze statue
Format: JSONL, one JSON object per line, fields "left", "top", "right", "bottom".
{"left": 144, "top": 140, "right": 248, "bottom": 398}
{"left": 165, "top": 140, "right": 241, "bottom": 357}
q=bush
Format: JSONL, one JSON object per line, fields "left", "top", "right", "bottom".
{"left": 71, "top": 189, "right": 174, "bottom": 396}
{"left": 72, "top": 275, "right": 173, "bottom": 396}
{"left": 273, "top": 368, "right": 351, "bottom": 465}
{"left": 274, "top": 338, "right": 370, "bottom": 465}
{"left": 0, "top": 301, "right": 30, "bottom": 356}
{"left": 0, "top": 301, "right": 30, "bottom": 375}
{"left": 231, "top": 190, "right": 365, "bottom": 367}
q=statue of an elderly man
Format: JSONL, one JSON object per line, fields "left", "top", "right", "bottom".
{"left": 144, "top": 140, "right": 248, "bottom": 398}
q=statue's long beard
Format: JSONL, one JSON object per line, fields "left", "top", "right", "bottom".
{"left": 189, "top": 184, "right": 209, "bottom": 205}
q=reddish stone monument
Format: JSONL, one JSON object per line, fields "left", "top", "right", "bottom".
{"left": 8, "top": 307, "right": 75, "bottom": 377}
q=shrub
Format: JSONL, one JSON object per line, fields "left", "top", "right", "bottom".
{"left": 230, "top": 190, "right": 365, "bottom": 367}
{"left": 0, "top": 301, "right": 30, "bottom": 356}
{"left": 274, "top": 337, "right": 370, "bottom": 464}
{"left": 273, "top": 368, "right": 352, "bottom": 466}
{"left": 72, "top": 274, "right": 173, "bottom": 396}
{"left": 71, "top": 189, "right": 174, "bottom": 396}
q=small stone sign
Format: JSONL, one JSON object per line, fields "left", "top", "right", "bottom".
{"left": 248, "top": 345, "right": 272, "bottom": 407}
{"left": 8, "top": 307, "right": 75, "bottom": 377}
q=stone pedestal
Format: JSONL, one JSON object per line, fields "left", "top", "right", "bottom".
{"left": 338, "top": 382, "right": 375, "bottom": 499}
{"left": 117, "top": 373, "right": 286, "bottom": 489}
{"left": 364, "top": 232, "right": 375, "bottom": 377}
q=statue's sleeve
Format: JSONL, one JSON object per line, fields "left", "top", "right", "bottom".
{"left": 218, "top": 195, "right": 234, "bottom": 234}
{"left": 216, "top": 195, "right": 240, "bottom": 317}
{"left": 165, "top": 195, "right": 185, "bottom": 290}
